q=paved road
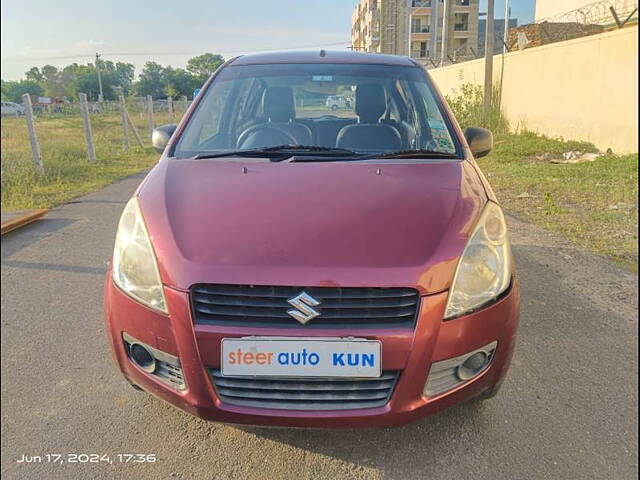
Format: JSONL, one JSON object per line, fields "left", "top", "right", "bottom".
{"left": 1, "top": 173, "right": 638, "bottom": 480}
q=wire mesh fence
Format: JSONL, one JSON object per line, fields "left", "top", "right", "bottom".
{"left": 1, "top": 95, "right": 192, "bottom": 209}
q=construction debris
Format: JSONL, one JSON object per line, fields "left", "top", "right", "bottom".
{"left": 550, "top": 151, "right": 600, "bottom": 164}
{"left": 523, "top": 151, "right": 600, "bottom": 164}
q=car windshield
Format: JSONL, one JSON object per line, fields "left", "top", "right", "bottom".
{"left": 174, "top": 63, "right": 461, "bottom": 158}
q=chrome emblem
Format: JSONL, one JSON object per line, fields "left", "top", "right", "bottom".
{"left": 286, "top": 292, "right": 321, "bottom": 324}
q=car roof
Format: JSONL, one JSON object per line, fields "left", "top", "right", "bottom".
{"left": 229, "top": 50, "right": 418, "bottom": 67}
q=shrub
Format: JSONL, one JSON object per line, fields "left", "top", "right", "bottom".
{"left": 445, "top": 83, "right": 510, "bottom": 135}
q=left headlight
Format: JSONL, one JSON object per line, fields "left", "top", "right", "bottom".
{"left": 444, "top": 201, "right": 512, "bottom": 319}
{"left": 112, "top": 197, "right": 167, "bottom": 314}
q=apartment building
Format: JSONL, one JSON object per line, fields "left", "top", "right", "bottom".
{"left": 351, "top": 0, "right": 479, "bottom": 66}
{"left": 351, "top": 0, "right": 410, "bottom": 55}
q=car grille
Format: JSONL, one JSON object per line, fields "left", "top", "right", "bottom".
{"left": 210, "top": 370, "right": 399, "bottom": 410}
{"left": 190, "top": 284, "right": 420, "bottom": 328}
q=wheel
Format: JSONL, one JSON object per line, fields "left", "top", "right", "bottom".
{"left": 331, "top": 104, "right": 338, "bottom": 111}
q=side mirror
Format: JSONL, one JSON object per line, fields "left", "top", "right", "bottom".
{"left": 463, "top": 127, "right": 493, "bottom": 158}
{"left": 151, "top": 124, "right": 178, "bottom": 154}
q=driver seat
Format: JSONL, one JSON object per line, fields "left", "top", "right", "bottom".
{"left": 261, "top": 87, "right": 313, "bottom": 145}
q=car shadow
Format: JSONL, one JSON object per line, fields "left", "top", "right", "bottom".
{"left": 233, "top": 398, "right": 493, "bottom": 475}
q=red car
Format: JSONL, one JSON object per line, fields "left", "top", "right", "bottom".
{"left": 104, "top": 50, "right": 519, "bottom": 428}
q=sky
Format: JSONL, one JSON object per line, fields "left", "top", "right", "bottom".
{"left": 0, "top": 0, "right": 535, "bottom": 81}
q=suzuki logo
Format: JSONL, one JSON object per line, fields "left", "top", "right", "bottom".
{"left": 286, "top": 292, "right": 321, "bottom": 324}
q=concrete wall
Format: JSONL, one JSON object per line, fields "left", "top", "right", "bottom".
{"left": 428, "top": 26, "right": 638, "bottom": 153}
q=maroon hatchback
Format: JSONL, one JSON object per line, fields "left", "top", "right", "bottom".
{"left": 104, "top": 50, "right": 519, "bottom": 428}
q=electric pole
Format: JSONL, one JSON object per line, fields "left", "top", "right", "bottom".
{"left": 407, "top": 0, "right": 413, "bottom": 57}
{"left": 95, "top": 53, "right": 104, "bottom": 102}
{"left": 440, "top": 0, "right": 450, "bottom": 66}
{"left": 430, "top": 0, "right": 440, "bottom": 64}
{"left": 483, "top": 0, "right": 495, "bottom": 112}
{"left": 503, "top": 0, "right": 510, "bottom": 54}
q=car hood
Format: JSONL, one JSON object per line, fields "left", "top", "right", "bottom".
{"left": 137, "top": 158, "right": 487, "bottom": 294}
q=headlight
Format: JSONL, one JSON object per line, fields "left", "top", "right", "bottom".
{"left": 112, "top": 197, "right": 167, "bottom": 314}
{"left": 444, "top": 201, "right": 512, "bottom": 319}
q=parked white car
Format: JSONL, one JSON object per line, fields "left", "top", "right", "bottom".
{"left": 1, "top": 101, "right": 25, "bottom": 116}
{"left": 325, "top": 95, "right": 353, "bottom": 111}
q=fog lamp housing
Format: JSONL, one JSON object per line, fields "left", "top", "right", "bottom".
{"left": 423, "top": 341, "right": 498, "bottom": 397}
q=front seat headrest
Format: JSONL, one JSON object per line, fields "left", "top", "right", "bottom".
{"left": 355, "top": 84, "right": 387, "bottom": 123}
{"left": 263, "top": 87, "right": 296, "bottom": 123}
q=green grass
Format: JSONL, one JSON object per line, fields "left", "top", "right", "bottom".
{"left": 1, "top": 109, "right": 177, "bottom": 211}
{"left": 480, "top": 131, "right": 638, "bottom": 271}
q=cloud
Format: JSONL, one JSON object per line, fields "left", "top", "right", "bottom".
{"left": 70, "top": 39, "right": 107, "bottom": 51}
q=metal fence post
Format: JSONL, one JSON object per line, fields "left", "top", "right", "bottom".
{"left": 21, "top": 94, "right": 44, "bottom": 175}
{"left": 118, "top": 93, "right": 130, "bottom": 150}
{"left": 168, "top": 96, "right": 175, "bottom": 124}
{"left": 146, "top": 95, "right": 154, "bottom": 135}
{"left": 78, "top": 93, "right": 97, "bottom": 163}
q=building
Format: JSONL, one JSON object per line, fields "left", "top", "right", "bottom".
{"left": 409, "top": 0, "right": 479, "bottom": 64}
{"left": 478, "top": 18, "right": 518, "bottom": 56}
{"left": 351, "top": 0, "right": 412, "bottom": 56}
{"left": 351, "top": 0, "right": 480, "bottom": 66}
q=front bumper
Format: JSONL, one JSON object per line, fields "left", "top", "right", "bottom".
{"left": 104, "top": 272, "right": 519, "bottom": 428}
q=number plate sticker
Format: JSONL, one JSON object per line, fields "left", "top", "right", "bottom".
{"left": 221, "top": 338, "right": 381, "bottom": 378}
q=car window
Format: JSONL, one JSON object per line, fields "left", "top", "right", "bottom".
{"left": 193, "top": 79, "right": 234, "bottom": 145}
{"left": 175, "top": 63, "right": 460, "bottom": 157}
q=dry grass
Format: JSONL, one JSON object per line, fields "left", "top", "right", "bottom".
{"left": 1, "top": 108, "right": 178, "bottom": 211}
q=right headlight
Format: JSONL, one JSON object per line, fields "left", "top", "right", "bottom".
{"left": 112, "top": 197, "right": 167, "bottom": 314}
{"left": 444, "top": 201, "right": 512, "bottom": 319}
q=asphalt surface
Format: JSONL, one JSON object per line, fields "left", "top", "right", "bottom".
{"left": 1, "top": 172, "right": 638, "bottom": 480}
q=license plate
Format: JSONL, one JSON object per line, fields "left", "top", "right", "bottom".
{"left": 221, "top": 337, "right": 381, "bottom": 378}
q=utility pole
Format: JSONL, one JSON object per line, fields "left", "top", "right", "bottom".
{"left": 430, "top": 0, "right": 440, "bottom": 64}
{"left": 503, "top": 0, "right": 510, "bottom": 54}
{"left": 440, "top": 0, "right": 450, "bottom": 66}
{"left": 483, "top": 0, "right": 495, "bottom": 112}
{"left": 95, "top": 53, "right": 104, "bottom": 102}
{"left": 407, "top": 0, "right": 413, "bottom": 57}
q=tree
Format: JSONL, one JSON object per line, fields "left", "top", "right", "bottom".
{"left": 136, "top": 61, "right": 167, "bottom": 98}
{"left": 1, "top": 54, "right": 224, "bottom": 102}
{"left": 39, "top": 65, "right": 70, "bottom": 98}
{"left": 165, "top": 67, "right": 199, "bottom": 98}
{"left": 25, "top": 67, "right": 44, "bottom": 83}
{"left": 186, "top": 53, "right": 224, "bottom": 83}
{"left": 114, "top": 62, "right": 135, "bottom": 95}
{"left": 0, "top": 79, "right": 44, "bottom": 102}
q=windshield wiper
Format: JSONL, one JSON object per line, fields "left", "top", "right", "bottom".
{"left": 370, "top": 149, "right": 459, "bottom": 160}
{"left": 194, "top": 145, "right": 360, "bottom": 160}
{"left": 287, "top": 148, "right": 460, "bottom": 162}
